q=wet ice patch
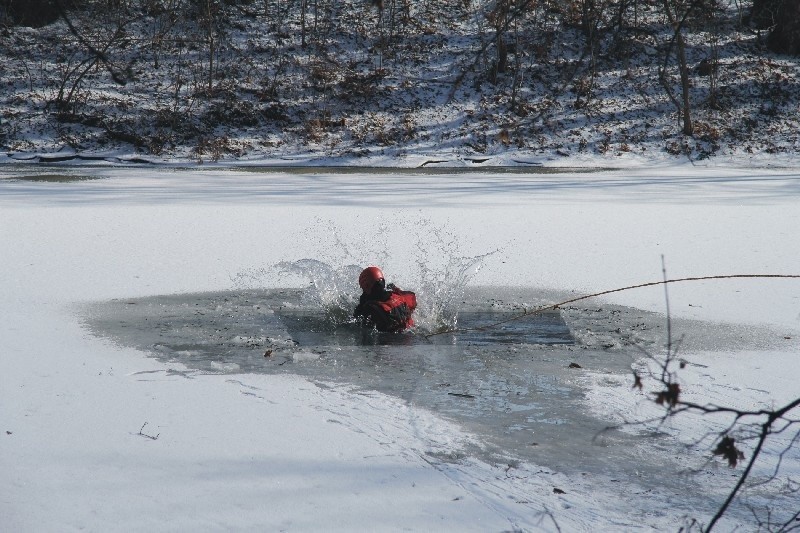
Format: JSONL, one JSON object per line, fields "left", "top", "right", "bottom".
{"left": 82, "top": 285, "right": 793, "bottom": 524}
{"left": 210, "top": 361, "right": 241, "bottom": 373}
{"left": 291, "top": 351, "right": 321, "bottom": 363}
{"left": 228, "top": 335, "right": 270, "bottom": 347}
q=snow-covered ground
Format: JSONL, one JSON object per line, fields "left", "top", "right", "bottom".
{"left": 3, "top": 1, "right": 799, "bottom": 167}
{"left": 2, "top": 163, "right": 799, "bottom": 531}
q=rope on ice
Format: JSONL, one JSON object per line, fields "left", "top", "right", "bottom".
{"left": 424, "top": 274, "right": 800, "bottom": 339}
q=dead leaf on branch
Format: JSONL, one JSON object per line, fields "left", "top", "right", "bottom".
{"left": 632, "top": 370, "right": 643, "bottom": 390}
{"left": 713, "top": 435, "right": 745, "bottom": 467}
{"left": 654, "top": 383, "right": 681, "bottom": 407}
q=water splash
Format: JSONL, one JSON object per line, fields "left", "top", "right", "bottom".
{"left": 274, "top": 259, "right": 361, "bottom": 325}
{"left": 233, "top": 217, "right": 499, "bottom": 333}
{"left": 409, "top": 221, "right": 498, "bottom": 332}
{"left": 414, "top": 251, "right": 496, "bottom": 332}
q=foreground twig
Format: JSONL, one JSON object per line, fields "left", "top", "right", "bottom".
{"left": 628, "top": 267, "right": 800, "bottom": 532}
{"left": 694, "top": 397, "right": 800, "bottom": 531}
{"left": 137, "top": 422, "right": 160, "bottom": 441}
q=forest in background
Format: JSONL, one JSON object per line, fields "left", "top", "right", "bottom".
{"left": 1, "top": 0, "right": 798, "bottom": 163}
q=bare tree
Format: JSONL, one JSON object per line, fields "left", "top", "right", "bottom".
{"left": 659, "top": 0, "right": 698, "bottom": 135}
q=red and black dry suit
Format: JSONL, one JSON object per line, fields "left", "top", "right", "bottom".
{"left": 354, "top": 281, "right": 417, "bottom": 333}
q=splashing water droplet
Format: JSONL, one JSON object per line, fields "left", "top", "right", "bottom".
{"left": 413, "top": 250, "right": 497, "bottom": 332}
{"left": 275, "top": 259, "right": 362, "bottom": 325}
{"left": 403, "top": 218, "right": 499, "bottom": 332}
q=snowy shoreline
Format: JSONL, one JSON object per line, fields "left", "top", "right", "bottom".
{"left": 3, "top": 150, "right": 800, "bottom": 170}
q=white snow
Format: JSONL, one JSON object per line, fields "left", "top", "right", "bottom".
{"left": 2, "top": 163, "right": 800, "bottom": 531}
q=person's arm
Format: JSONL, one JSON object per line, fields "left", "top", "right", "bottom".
{"left": 390, "top": 286, "right": 417, "bottom": 311}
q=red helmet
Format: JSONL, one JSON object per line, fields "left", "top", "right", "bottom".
{"left": 358, "top": 266, "right": 384, "bottom": 292}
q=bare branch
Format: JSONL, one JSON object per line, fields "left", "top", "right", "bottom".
{"left": 137, "top": 422, "right": 160, "bottom": 441}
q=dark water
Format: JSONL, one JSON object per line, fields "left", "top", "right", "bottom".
{"left": 278, "top": 307, "right": 573, "bottom": 347}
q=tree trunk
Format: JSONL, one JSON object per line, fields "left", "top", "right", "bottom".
{"left": 207, "top": 0, "right": 216, "bottom": 92}
{"left": 676, "top": 30, "right": 693, "bottom": 135}
{"left": 300, "top": 0, "right": 307, "bottom": 48}
{"left": 661, "top": 0, "right": 694, "bottom": 135}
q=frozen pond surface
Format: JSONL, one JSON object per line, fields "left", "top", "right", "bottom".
{"left": 84, "top": 285, "right": 782, "bottom": 510}
{"left": 5, "top": 165, "right": 799, "bottom": 532}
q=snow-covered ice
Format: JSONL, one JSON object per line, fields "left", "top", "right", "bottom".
{"left": 1, "top": 164, "right": 799, "bottom": 531}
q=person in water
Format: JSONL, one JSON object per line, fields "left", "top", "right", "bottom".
{"left": 354, "top": 266, "right": 417, "bottom": 333}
